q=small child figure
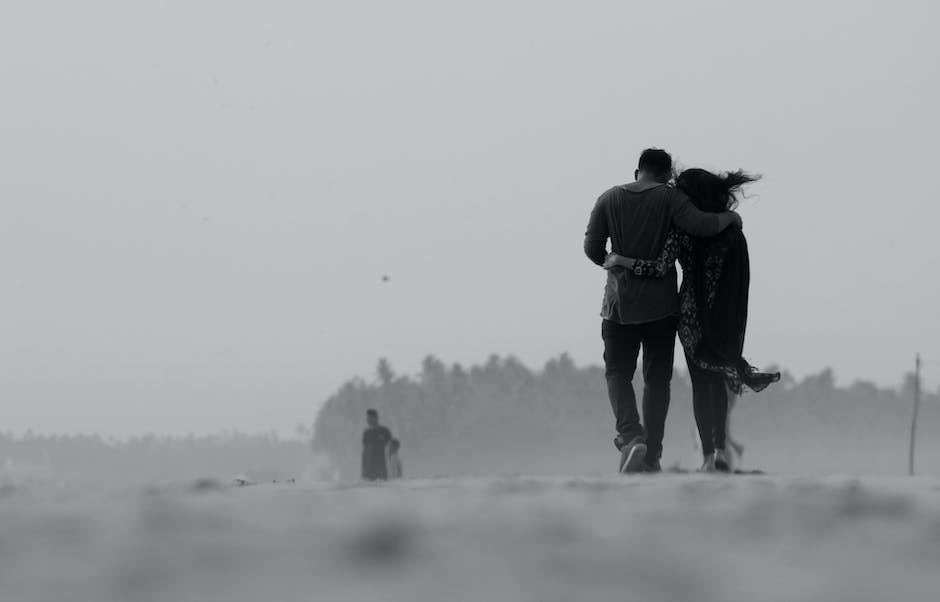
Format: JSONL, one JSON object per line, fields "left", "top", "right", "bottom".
{"left": 387, "top": 438, "right": 403, "bottom": 480}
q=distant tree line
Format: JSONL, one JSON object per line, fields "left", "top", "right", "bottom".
{"left": 3, "top": 355, "right": 935, "bottom": 485}
{"left": 314, "top": 356, "right": 940, "bottom": 477}
{"left": 0, "top": 431, "right": 313, "bottom": 486}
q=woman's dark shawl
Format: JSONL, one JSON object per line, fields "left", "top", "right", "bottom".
{"left": 689, "top": 227, "right": 780, "bottom": 393}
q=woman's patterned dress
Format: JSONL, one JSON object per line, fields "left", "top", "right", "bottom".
{"left": 628, "top": 228, "right": 779, "bottom": 395}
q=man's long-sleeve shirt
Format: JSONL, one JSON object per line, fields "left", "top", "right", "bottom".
{"left": 584, "top": 182, "right": 722, "bottom": 325}
{"left": 362, "top": 425, "right": 392, "bottom": 480}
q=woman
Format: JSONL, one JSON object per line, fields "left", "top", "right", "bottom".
{"left": 603, "top": 168, "right": 779, "bottom": 472}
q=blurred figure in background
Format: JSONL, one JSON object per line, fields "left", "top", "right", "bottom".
{"left": 387, "top": 438, "right": 403, "bottom": 479}
{"left": 724, "top": 388, "right": 746, "bottom": 463}
{"left": 362, "top": 409, "right": 392, "bottom": 481}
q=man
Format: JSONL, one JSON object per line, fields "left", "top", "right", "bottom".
{"left": 361, "top": 408, "right": 392, "bottom": 481}
{"left": 584, "top": 148, "right": 741, "bottom": 473}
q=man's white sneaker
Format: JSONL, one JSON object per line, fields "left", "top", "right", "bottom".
{"left": 619, "top": 439, "right": 649, "bottom": 474}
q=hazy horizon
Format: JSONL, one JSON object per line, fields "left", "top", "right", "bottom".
{"left": 2, "top": 1, "right": 938, "bottom": 436}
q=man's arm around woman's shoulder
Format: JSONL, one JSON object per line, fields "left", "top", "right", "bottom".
{"left": 668, "top": 188, "right": 742, "bottom": 237}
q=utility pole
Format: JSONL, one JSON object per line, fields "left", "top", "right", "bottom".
{"left": 908, "top": 354, "right": 921, "bottom": 476}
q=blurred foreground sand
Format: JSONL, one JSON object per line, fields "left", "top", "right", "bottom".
{"left": 1, "top": 473, "right": 939, "bottom": 602}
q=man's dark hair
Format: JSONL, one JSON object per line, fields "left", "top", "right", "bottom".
{"left": 366, "top": 408, "right": 378, "bottom": 417}
{"left": 637, "top": 148, "right": 673, "bottom": 180}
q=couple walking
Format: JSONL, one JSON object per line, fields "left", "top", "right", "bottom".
{"left": 584, "top": 149, "right": 779, "bottom": 474}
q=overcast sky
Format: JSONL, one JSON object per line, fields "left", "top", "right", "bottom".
{"left": 1, "top": 1, "right": 938, "bottom": 436}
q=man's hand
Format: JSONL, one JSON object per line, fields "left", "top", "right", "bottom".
{"left": 717, "top": 210, "right": 743, "bottom": 232}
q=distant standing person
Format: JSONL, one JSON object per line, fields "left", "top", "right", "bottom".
{"left": 387, "top": 438, "right": 403, "bottom": 479}
{"left": 362, "top": 409, "right": 392, "bottom": 481}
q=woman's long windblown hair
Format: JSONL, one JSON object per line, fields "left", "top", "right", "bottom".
{"left": 676, "top": 168, "right": 760, "bottom": 213}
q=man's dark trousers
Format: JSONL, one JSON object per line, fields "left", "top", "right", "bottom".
{"left": 601, "top": 315, "right": 678, "bottom": 463}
